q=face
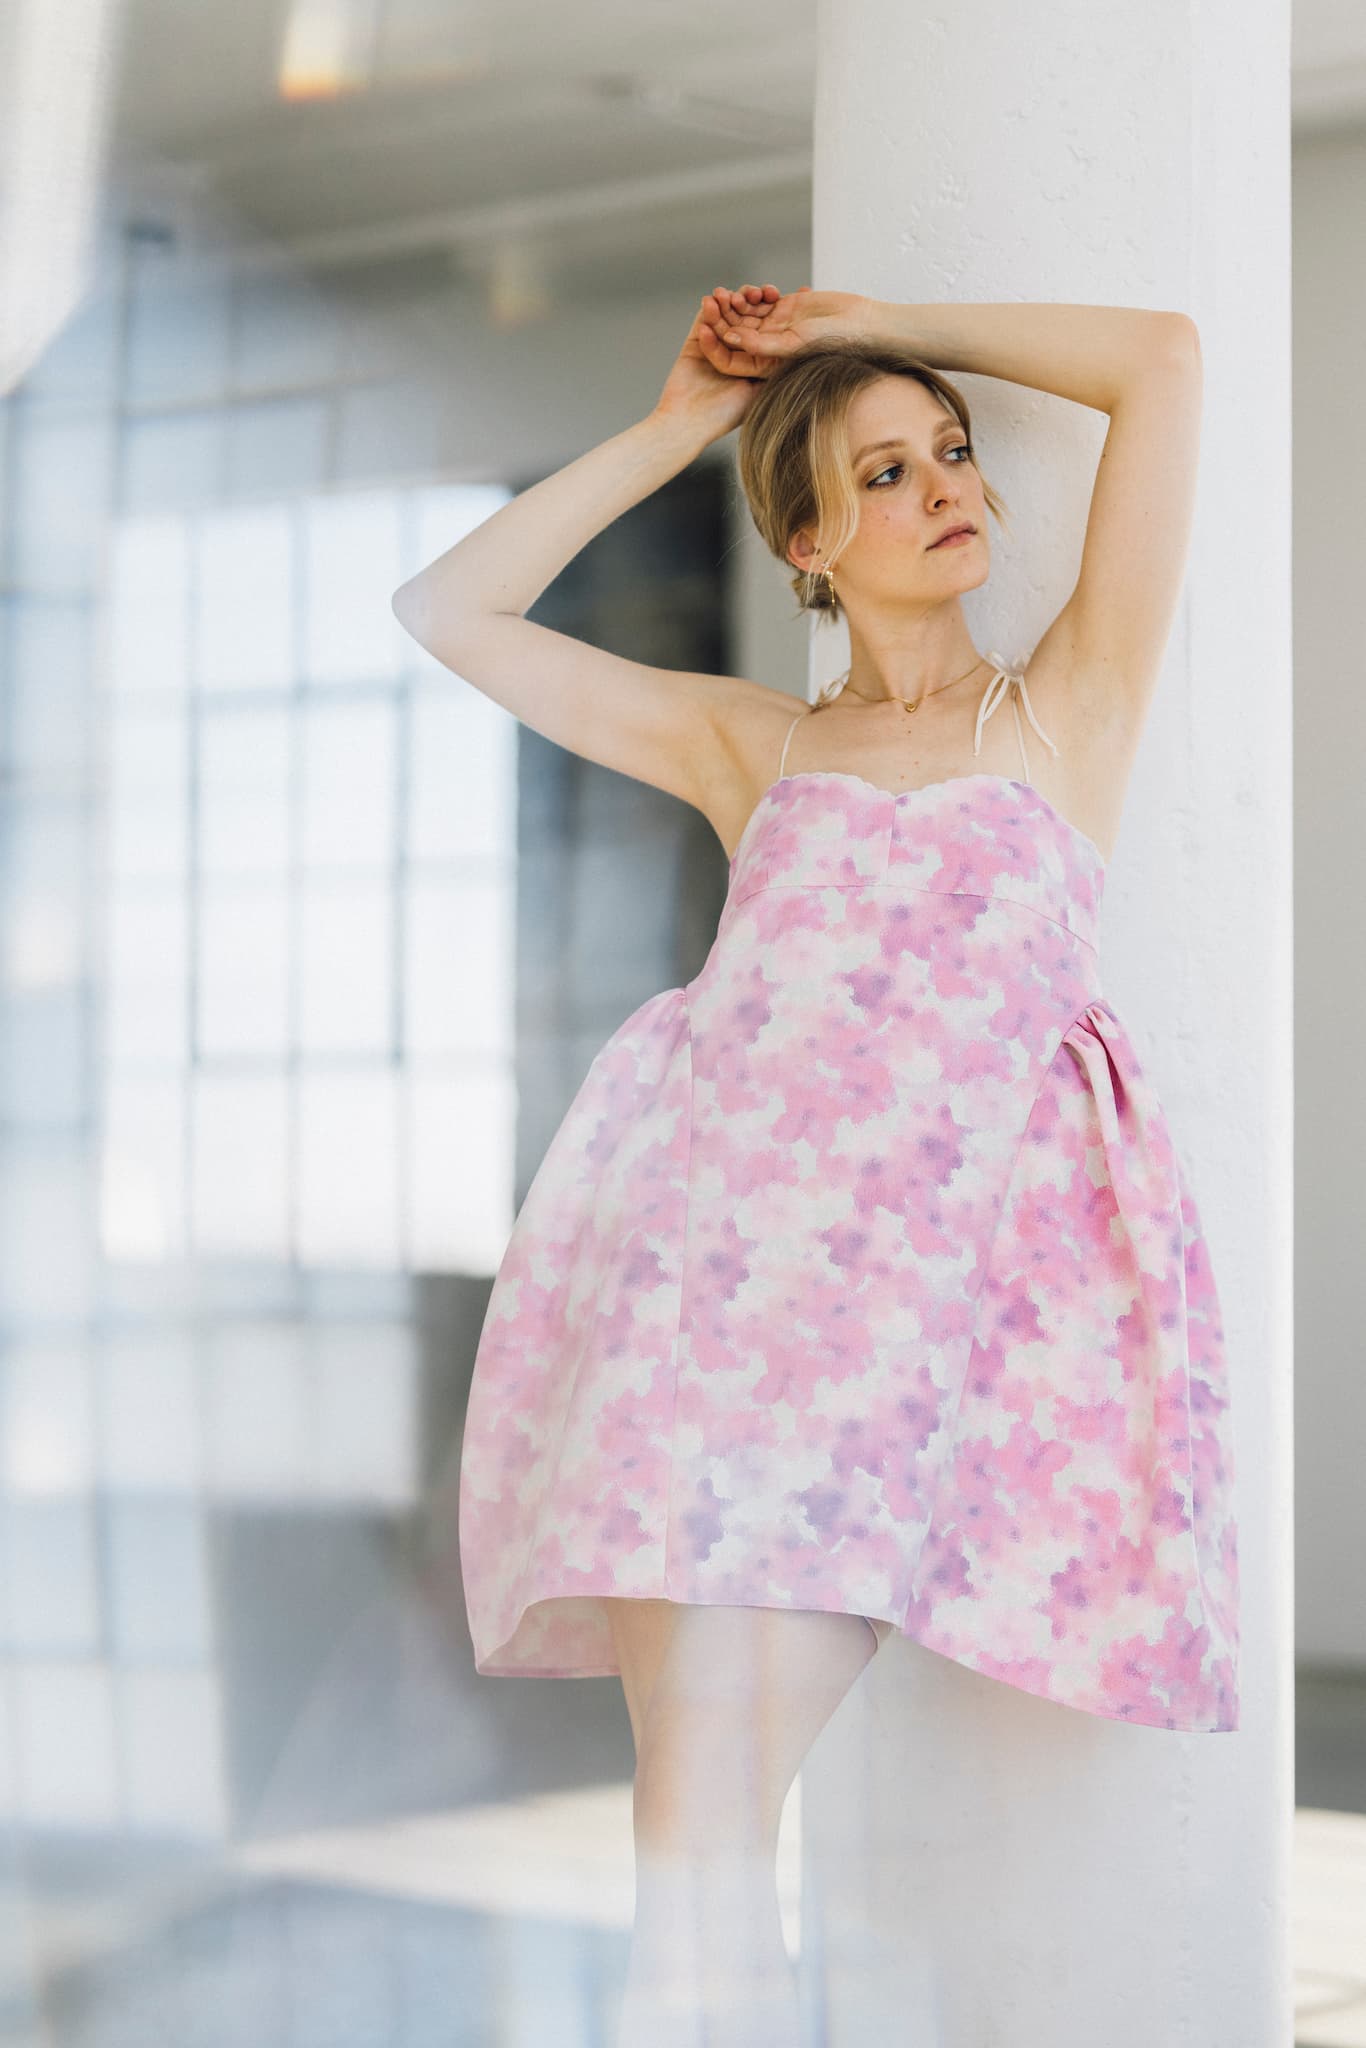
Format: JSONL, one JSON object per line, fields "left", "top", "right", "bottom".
{"left": 791, "top": 374, "right": 989, "bottom": 611}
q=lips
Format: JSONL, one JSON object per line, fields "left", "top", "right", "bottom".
{"left": 930, "top": 524, "right": 976, "bottom": 548}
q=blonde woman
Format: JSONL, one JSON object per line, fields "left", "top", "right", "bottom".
{"left": 392, "top": 285, "right": 1238, "bottom": 2045}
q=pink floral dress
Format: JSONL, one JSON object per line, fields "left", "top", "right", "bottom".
{"left": 457, "top": 657, "right": 1240, "bottom": 1732}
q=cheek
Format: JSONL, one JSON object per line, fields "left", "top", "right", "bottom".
{"left": 870, "top": 503, "right": 922, "bottom": 546}
{"left": 865, "top": 501, "right": 908, "bottom": 535}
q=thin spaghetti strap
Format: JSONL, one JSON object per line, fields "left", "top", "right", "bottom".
{"left": 973, "top": 662, "right": 1013, "bottom": 754}
{"left": 1011, "top": 668, "right": 1061, "bottom": 759}
{"left": 1009, "top": 692, "right": 1032, "bottom": 782}
{"left": 777, "top": 708, "right": 807, "bottom": 780}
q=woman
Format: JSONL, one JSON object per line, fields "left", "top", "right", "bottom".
{"left": 392, "top": 285, "right": 1239, "bottom": 2044}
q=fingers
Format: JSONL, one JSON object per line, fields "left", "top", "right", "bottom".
{"left": 698, "top": 321, "right": 772, "bottom": 383}
{"left": 703, "top": 288, "right": 751, "bottom": 325}
{"left": 701, "top": 291, "right": 756, "bottom": 350}
{"left": 713, "top": 283, "right": 780, "bottom": 318}
{"left": 724, "top": 322, "right": 779, "bottom": 351}
{"left": 696, "top": 321, "right": 745, "bottom": 373}
{"left": 700, "top": 292, "right": 738, "bottom": 342}
{"left": 696, "top": 286, "right": 787, "bottom": 375}
{"left": 710, "top": 281, "right": 778, "bottom": 356}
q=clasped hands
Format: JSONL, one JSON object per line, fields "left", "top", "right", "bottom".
{"left": 695, "top": 283, "right": 875, "bottom": 379}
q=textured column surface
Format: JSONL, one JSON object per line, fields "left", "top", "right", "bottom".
{"left": 797, "top": 2, "right": 1292, "bottom": 2042}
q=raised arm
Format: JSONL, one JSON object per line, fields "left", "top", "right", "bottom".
{"left": 856, "top": 298, "right": 1203, "bottom": 735}
{"left": 390, "top": 291, "right": 777, "bottom": 815}
{"left": 722, "top": 290, "right": 1203, "bottom": 784}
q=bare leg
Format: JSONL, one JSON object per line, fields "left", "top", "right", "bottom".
{"left": 603, "top": 1600, "right": 885, "bottom": 2047}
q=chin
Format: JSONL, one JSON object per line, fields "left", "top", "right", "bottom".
{"left": 931, "top": 555, "right": 989, "bottom": 589}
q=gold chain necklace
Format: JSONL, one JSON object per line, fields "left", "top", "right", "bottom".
{"left": 831, "top": 653, "right": 990, "bottom": 713}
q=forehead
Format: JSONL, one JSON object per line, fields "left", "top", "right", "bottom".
{"left": 845, "top": 375, "right": 958, "bottom": 448}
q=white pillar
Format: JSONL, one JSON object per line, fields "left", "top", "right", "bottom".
{"left": 797, "top": 3, "right": 1293, "bottom": 2043}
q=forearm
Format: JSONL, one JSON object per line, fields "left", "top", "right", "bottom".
{"left": 863, "top": 300, "right": 1197, "bottom": 414}
{"left": 392, "top": 409, "right": 714, "bottom": 637}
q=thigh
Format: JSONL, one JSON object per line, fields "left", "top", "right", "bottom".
{"left": 640, "top": 1605, "right": 879, "bottom": 1853}
{"left": 605, "top": 1600, "right": 877, "bottom": 1789}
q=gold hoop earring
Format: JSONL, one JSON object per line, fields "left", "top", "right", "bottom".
{"left": 820, "top": 563, "right": 836, "bottom": 607}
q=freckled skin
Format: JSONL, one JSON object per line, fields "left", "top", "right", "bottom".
{"left": 458, "top": 765, "right": 1240, "bottom": 1735}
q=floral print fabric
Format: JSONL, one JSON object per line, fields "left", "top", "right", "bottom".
{"left": 458, "top": 769, "right": 1240, "bottom": 1732}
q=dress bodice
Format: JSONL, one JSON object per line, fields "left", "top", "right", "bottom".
{"left": 724, "top": 768, "right": 1106, "bottom": 954}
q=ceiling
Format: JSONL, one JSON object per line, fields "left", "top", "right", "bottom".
{"left": 109, "top": 0, "right": 819, "bottom": 298}
{"left": 105, "top": 0, "right": 1366, "bottom": 298}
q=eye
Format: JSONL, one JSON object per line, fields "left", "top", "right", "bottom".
{"left": 866, "top": 445, "right": 971, "bottom": 488}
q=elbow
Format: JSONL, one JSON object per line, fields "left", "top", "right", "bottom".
{"left": 391, "top": 578, "right": 425, "bottom": 639}
{"left": 1158, "top": 311, "right": 1201, "bottom": 364}
{"left": 390, "top": 577, "right": 513, "bottom": 656}
{"left": 1118, "top": 315, "right": 1200, "bottom": 407}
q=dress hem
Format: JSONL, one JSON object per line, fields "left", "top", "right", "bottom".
{"left": 470, "top": 1590, "right": 1239, "bottom": 1735}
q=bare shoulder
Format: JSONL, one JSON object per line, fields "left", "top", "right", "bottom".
{"left": 1018, "top": 609, "right": 1148, "bottom": 866}
{"left": 697, "top": 673, "right": 815, "bottom": 855}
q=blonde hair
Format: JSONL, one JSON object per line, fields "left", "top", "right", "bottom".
{"left": 735, "top": 335, "right": 1010, "bottom": 625}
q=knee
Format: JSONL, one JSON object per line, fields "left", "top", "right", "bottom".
{"left": 631, "top": 1731, "right": 784, "bottom": 1859}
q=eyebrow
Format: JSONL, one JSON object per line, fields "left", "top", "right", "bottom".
{"left": 853, "top": 426, "right": 961, "bottom": 463}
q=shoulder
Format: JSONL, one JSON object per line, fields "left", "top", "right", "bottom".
{"left": 706, "top": 674, "right": 812, "bottom": 773}
{"left": 696, "top": 673, "right": 814, "bottom": 841}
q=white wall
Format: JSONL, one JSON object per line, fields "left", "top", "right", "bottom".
{"left": 1290, "top": 121, "right": 1366, "bottom": 1671}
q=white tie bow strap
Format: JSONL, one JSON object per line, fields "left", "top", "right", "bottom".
{"left": 973, "top": 650, "right": 1061, "bottom": 760}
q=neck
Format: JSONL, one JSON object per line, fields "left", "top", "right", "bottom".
{"left": 841, "top": 607, "right": 984, "bottom": 703}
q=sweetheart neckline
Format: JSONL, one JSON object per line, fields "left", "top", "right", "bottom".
{"left": 726, "top": 769, "right": 1109, "bottom": 875}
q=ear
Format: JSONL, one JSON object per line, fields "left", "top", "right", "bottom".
{"left": 787, "top": 527, "right": 820, "bottom": 576}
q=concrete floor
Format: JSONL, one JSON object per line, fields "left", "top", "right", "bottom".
{"left": 0, "top": 1664, "right": 1356, "bottom": 2047}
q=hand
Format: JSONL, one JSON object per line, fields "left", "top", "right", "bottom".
{"left": 650, "top": 284, "right": 785, "bottom": 442}
{"left": 714, "top": 285, "right": 876, "bottom": 362}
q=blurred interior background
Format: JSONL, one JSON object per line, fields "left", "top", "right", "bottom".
{"left": 0, "top": 1, "right": 1359, "bottom": 2043}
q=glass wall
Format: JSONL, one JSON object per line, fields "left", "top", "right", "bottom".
{"left": 0, "top": 145, "right": 740, "bottom": 2043}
